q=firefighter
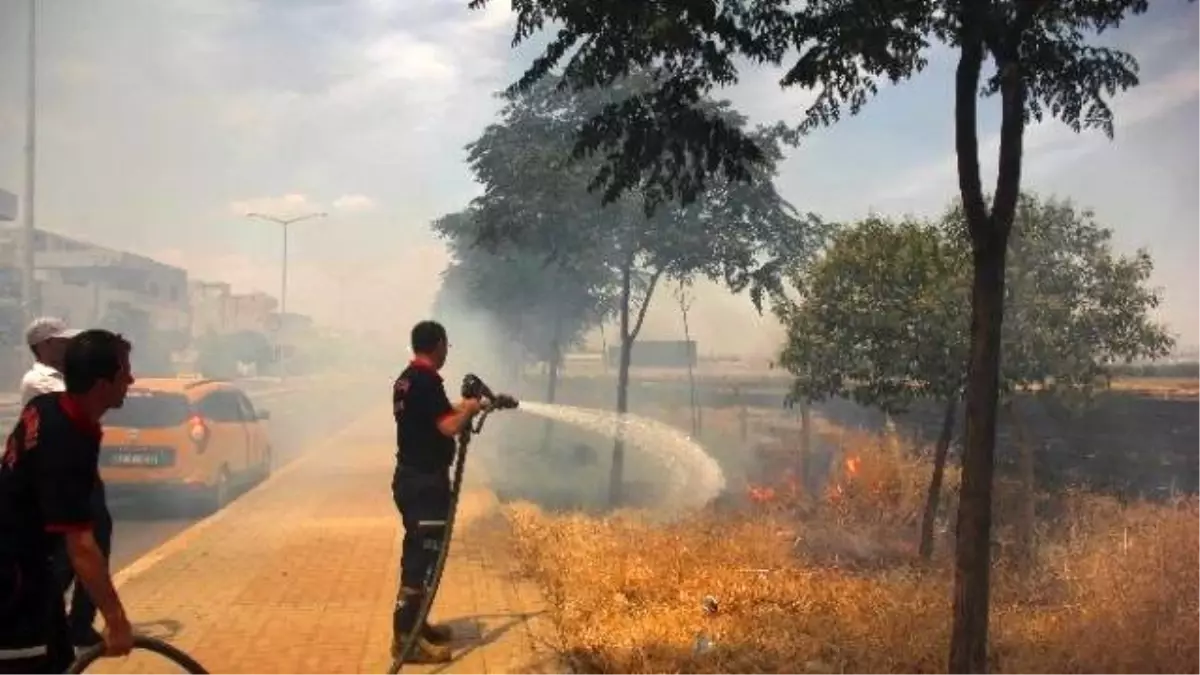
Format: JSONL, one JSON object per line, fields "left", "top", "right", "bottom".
{"left": 0, "top": 329, "right": 135, "bottom": 673}
{"left": 389, "top": 320, "right": 483, "bottom": 663}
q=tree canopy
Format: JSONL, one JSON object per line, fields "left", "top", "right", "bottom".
{"left": 464, "top": 74, "right": 821, "bottom": 313}
{"left": 780, "top": 192, "right": 1173, "bottom": 412}
{"left": 779, "top": 216, "right": 969, "bottom": 415}
{"left": 470, "top": 0, "right": 1158, "bottom": 216}
{"left": 432, "top": 208, "right": 613, "bottom": 370}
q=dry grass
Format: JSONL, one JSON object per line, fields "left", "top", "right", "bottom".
{"left": 1108, "top": 376, "right": 1199, "bottom": 399}
{"left": 502, "top": 429, "right": 1199, "bottom": 674}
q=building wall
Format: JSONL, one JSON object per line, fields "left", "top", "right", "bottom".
{"left": 188, "top": 280, "right": 279, "bottom": 338}
{"left": 0, "top": 226, "right": 190, "bottom": 333}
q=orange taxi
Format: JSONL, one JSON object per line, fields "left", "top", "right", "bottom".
{"left": 100, "top": 378, "right": 274, "bottom": 514}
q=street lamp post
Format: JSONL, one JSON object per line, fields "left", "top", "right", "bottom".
{"left": 245, "top": 211, "right": 326, "bottom": 380}
{"left": 21, "top": 0, "right": 39, "bottom": 325}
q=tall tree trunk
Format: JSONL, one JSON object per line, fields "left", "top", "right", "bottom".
{"left": 540, "top": 314, "right": 564, "bottom": 455}
{"left": 609, "top": 262, "right": 634, "bottom": 507}
{"left": 920, "top": 397, "right": 959, "bottom": 560}
{"left": 599, "top": 320, "right": 609, "bottom": 374}
{"left": 799, "top": 401, "right": 812, "bottom": 493}
{"left": 682, "top": 313, "right": 699, "bottom": 437}
{"left": 1005, "top": 399, "right": 1037, "bottom": 568}
{"left": 607, "top": 259, "right": 662, "bottom": 507}
{"left": 509, "top": 315, "right": 525, "bottom": 395}
{"left": 951, "top": 236, "right": 1008, "bottom": 674}
{"left": 735, "top": 386, "right": 748, "bottom": 441}
{"left": 949, "top": 12, "right": 1025, "bottom": 670}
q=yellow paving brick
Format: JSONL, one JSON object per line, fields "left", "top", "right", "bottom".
{"left": 85, "top": 407, "right": 566, "bottom": 675}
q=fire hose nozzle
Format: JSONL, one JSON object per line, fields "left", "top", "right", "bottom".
{"left": 461, "top": 374, "right": 518, "bottom": 410}
{"left": 461, "top": 373, "right": 493, "bottom": 400}
{"left": 491, "top": 393, "right": 519, "bottom": 410}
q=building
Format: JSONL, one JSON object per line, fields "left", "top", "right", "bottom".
{"left": 0, "top": 224, "right": 192, "bottom": 377}
{"left": 0, "top": 225, "right": 190, "bottom": 334}
{"left": 188, "top": 281, "right": 279, "bottom": 338}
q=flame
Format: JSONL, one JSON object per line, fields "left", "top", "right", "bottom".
{"left": 746, "top": 466, "right": 809, "bottom": 507}
{"left": 747, "top": 485, "right": 777, "bottom": 503}
{"left": 845, "top": 456, "right": 862, "bottom": 476}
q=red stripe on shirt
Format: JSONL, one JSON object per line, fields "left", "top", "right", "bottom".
{"left": 409, "top": 357, "right": 439, "bottom": 373}
{"left": 45, "top": 522, "right": 94, "bottom": 534}
{"left": 58, "top": 394, "right": 103, "bottom": 441}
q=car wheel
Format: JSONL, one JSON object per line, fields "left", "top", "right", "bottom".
{"left": 259, "top": 446, "right": 273, "bottom": 482}
{"left": 198, "top": 466, "right": 231, "bottom": 516}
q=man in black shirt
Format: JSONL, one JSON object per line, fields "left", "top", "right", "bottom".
{"left": 390, "top": 320, "right": 483, "bottom": 664}
{"left": 0, "top": 329, "right": 136, "bottom": 674}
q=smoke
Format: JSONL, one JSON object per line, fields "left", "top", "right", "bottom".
{"left": 427, "top": 275, "right": 520, "bottom": 397}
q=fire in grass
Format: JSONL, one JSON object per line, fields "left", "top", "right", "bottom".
{"left": 743, "top": 454, "right": 868, "bottom": 508}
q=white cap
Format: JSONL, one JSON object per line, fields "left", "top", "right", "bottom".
{"left": 25, "top": 317, "right": 82, "bottom": 347}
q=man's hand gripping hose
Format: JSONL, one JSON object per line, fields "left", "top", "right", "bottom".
{"left": 67, "top": 635, "right": 209, "bottom": 673}
{"left": 388, "top": 373, "right": 517, "bottom": 673}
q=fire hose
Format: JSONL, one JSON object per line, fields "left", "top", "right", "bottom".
{"left": 67, "top": 635, "right": 208, "bottom": 673}
{"left": 387, "top": 373, "right": 517, "bottom": 673}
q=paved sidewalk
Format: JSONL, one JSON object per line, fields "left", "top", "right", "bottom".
{"left": 90, "top": 407, "right": 565, "bottom": 674}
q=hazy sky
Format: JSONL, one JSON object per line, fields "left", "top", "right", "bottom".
{"left": 0, "top": 0, "right": 1195, "bottom": 357}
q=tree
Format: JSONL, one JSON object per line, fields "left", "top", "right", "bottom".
{"left": 463, "top": 76, "right": 819, "bottom": 504}
{"left": 470, "top": 0, "right": 1184, "bottom": 667}
{"left": 780, "top": 194, "right": 1173, "bottom": 562}
{"left": 778, "top": 216, "right": 969, "bottom": 560}
{"left": 674, "top": 279, "right": 700, "bottom": 437}
{"left": 943, "top": 193, "right": 1173, "bottom": 563}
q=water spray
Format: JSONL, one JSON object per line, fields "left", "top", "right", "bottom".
{"left": 388, "top": 373, "right": 517, "bottom": 673}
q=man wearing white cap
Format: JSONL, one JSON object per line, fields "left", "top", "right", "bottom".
{"left": 18, "top": 317, "right": 111, "bottom": 655}
{"left": 20, "top": 317, "right": 82, "bottom": 406}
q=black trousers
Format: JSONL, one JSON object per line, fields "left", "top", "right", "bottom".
{"left": 0, "top": 565, "right": 71, "bottom": 674}
{"left": 392, "top": 467, "right": 452, "bottom": 590}
{"left": 53, "top": 486, "right": 113, "bottom": 645}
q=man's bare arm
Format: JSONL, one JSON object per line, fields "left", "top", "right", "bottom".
{"left": 64, "top": 529, "right": 126, "bottom": 626}
{"left": 436, "top": 398, "right": 483, "bottom": 438}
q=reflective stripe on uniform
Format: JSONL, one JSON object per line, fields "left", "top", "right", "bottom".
{"left": 0, "top": 645, "right": 48, "bottom": 660}
{"left": 417, "top": 520, "right": 446, "bottom": 528}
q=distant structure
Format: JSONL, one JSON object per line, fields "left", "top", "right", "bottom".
{"left": 606, "top": 339, "right": 698, "bottom": 368}
{"left": 0, "top": 189, "right": 15, "bottom": 222}
{"left": 189, "top": 281, "right": 279, "bottom": 338}
{"left": 0, "top": 225, "right": 189, "bottom": 336}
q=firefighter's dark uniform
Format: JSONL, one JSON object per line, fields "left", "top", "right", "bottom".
{"left": 0, "top": 393, "right": 105, "bottom": 674}
{"left": 390, "top": 357, "right": 456, "bottom": 656}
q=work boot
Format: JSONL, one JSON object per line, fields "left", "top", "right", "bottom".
{"left": 390, "top": 634, "right": 453, "bottom": 664}
{"left": 423, "top": 622, "right": 454, "bottom": 644}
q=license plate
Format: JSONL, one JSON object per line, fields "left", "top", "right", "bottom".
{"left": 105, "top": 450, "right": 163, "bottom": 467}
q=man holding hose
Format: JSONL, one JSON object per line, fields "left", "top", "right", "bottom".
{"left": 390, "top": 320, "right": 483, "bottom": 664}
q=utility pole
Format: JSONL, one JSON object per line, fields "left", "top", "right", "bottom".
{"left": 245, "top": 211, "right": 326, "bottom": 380}
{"left": 20, "top": 0, "right": 39, "bottom": 325}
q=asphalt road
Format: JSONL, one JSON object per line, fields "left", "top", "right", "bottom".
{"left": 108, "top": 380, "right": 379, "bottom": 572}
